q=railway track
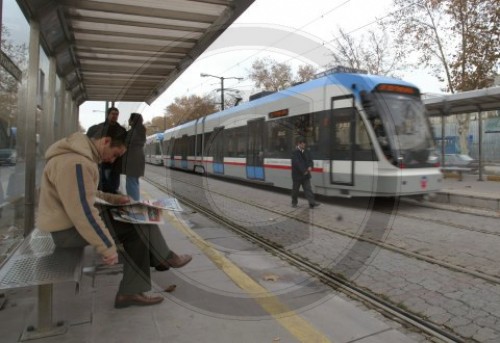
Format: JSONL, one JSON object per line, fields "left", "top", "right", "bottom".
{"left": 144, "top": 168, "right": 500, "bottom": 286}
{"left": 145, "top": 174, "right": 465, "bottom": 343}
{"left": 397, "top": 199, "right": 500, "bottom": 237}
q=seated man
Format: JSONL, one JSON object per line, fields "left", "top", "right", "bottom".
{"left": 37, "top": 125, "right": 191, "bottom": 309}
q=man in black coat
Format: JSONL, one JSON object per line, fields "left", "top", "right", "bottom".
{"left": 87, "top": 107, "right": 127, "bottom": 193}
{"left": 291, "top": 137, "right": 319, "bottom": 209}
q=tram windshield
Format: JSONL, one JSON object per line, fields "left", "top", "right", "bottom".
{"left": 363, "top": 91, "right": 437, "bottom": 168}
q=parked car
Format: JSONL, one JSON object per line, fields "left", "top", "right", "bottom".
{"left": 0, "top": 148, "right": 16, "bottom": 166}
{"left": 442, "top": 154, "right": 480, "bottom": 172}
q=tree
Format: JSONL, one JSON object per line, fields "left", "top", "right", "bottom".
{"left": 391, "top": 0, "right": 499, "bottom": 154}
{"left": 143, "top": 116, "right": 167, "bottom": 136}
{"left": 392, "top": 0, "right": 498, "bottom": 92}
{"left": 163, "top": 94, "right": 218, "bottom": 129}
{"left": 0, "top": 25, "right": 27, "bottom": 128}
{"left": 296, "top": 65, "right": 318, "bottom": 83}
{"left": 328, "top": 24, "right": 405, "bottom": 76}
{"left": 248, "top": 58, "right": 317, "bottom": 91}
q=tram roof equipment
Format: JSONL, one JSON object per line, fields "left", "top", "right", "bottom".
{"left": 16, "top": 0, "right": 254, "bottom": 105}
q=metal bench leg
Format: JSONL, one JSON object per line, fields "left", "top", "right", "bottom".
{"left": 20, "top": 284, "right": 68, "bottom": 341}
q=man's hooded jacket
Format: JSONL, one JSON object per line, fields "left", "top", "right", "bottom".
{"left": 37, "top": 133, "right": 124, "bottom": 258}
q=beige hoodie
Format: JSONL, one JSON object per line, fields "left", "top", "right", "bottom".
{"left": 37, "top": 133, "right": 123, "bottom": 258}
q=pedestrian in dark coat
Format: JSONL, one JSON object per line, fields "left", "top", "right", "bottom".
{"left": 291, "top": 137, "right": 319, "bottom": 208}
{"left": 87, "top": 107, "right": 127, "bottom": 194}
{"left": 122, "top": 113, "right": 146, "bottom": 200}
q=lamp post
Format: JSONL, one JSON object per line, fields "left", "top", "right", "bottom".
{"left": 200, "top": 73, "right": 243, "bottom": 110}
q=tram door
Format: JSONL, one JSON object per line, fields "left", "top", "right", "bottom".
{"left": 246, "top": 118, "right": 265, "bottom": 180}
{"left": 330, "top": 95, "right": 355, "bottom": 186}
{"left": 212, "top": 127, "right": 225, "bottom": 175}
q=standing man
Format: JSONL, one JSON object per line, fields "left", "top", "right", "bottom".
{"left": 122, "top": 113, "right": 146, "bottom": 201}
{"left": 291, "top": 137, "right": 320, "bottom": 209}
{"left": 87, "top": 107, "right": 127, "bottom": 193}
{"left": 37, "top": 126, "right": 192, "bottom": 308}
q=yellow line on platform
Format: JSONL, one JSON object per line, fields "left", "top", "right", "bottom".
{"left": 164, "top": 211, "right": 332, "bottom": 343}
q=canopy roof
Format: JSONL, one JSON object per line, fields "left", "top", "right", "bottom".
{"left": 424, "top": 87, "right": 500, "bottom": 116}
{"left": 17, "top": 0, "right": 254, "bottom": 105}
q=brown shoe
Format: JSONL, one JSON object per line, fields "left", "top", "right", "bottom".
{"left": 114, "top": 293, "right": 164, "bottom": 309}
{"left": 166, "top": 252, "right": 192, "bottom": 268}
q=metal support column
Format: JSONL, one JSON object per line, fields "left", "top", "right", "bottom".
{"left": 42, "top": 57, "right": 56, "bottom": 152}
{"left": 478, "top": 110, "right": 483, "bottom": 181}
{"left": 23, "top": 20, "right": 40, "bottom": 235}
{"left": 20, "top": 284, "right": 68, "bottom": 340}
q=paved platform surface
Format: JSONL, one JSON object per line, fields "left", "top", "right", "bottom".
{"left": 428, "top": 173, "right": 500, "bottom": 212}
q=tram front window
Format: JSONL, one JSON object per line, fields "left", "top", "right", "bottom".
{"left": 369, "top": 92, "right": 435, "bottom": 168}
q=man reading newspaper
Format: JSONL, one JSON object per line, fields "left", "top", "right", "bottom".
{"left": 37, "top": 126, "right": 192, "bottom": 309}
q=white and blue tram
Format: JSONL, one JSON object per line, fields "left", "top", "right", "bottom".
{"left": 155, "top": 68, "right": 442, "bottom": 197}
{"left": 145, "top": 132, "right": 164, "bottom": 166}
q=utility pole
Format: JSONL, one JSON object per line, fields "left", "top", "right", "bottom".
{"left": 200, "top": 73, "right": 243, "bottom": 110}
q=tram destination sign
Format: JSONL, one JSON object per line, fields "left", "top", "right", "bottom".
{"left": 0, "top": 49, "right": 22, "bottom": 82}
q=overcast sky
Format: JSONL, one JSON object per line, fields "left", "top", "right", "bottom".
{"left": 79, "top": 0, "right": 445, "bottom": 130}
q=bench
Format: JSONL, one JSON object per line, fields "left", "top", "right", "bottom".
{"left": 441, "top": 166, "right": 472, "bottom": 181}
{"left": 0, "top": 229, "right": 86, "bottom": 341}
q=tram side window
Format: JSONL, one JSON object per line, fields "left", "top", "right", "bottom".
{"left": 315, "top": 111, "right": 332, "bottom": 159}
{"left": 188, "top": 136, "right": 195, "bottom": 156}
{"left": 212, "top": 128, "right": 225, "bottom": 163}
{"left": 173, "top": 138, "right": 181, "bottom": 156}
{"left": 181, "top": 135, "right": 189, "bottom": 158}
{"left": 356, "top": 116, "right": 376, "bottom": 161}
{"left": 267, "top": 120, "right": 292, "bottom": 158}
{"left": 155, "top": 142, "right": 162, "bottom": 155}
{"left": 203, "top": 132, "right": 212, "bottom": 157}
{"left": 227, "top": 127, "right": 246, "bottom": 158}
{"left": 195, "top": 134, "right": 203, "bottom": 156}
{"left": 163, "top": 139, "right": 172, "bottom": 155}
{"left": 226, "top": 129, "right": 237, "bottom": 157}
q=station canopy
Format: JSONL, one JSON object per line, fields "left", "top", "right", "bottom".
{"left": 424, "top": 86, "right": 500, "bottom": 116}
{"left": 17, "top": 0, "right": 255, "bottom": 105}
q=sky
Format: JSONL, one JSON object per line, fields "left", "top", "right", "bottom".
{"left": 79, "top": 0, "right": 446, "bottom": 130}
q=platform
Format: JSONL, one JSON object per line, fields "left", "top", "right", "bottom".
{"left": 429, "top": 172, "right": 500, "bottom": 212}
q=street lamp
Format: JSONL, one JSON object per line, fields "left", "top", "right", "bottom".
{"left": 200, "top": 73, "right": 244, "bottom": 110}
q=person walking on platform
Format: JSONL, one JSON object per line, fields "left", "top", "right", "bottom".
{"left": 37, "top": 126, "right": 192, "bottom": 309}
{"left": 122, "top": 113, "right": 146, "bottom": 201}
{"left": 87, "top": 107, "right": 127, "bottom": 194}
{"left": 291, "top": 137, "right": 320, "bottom": 209}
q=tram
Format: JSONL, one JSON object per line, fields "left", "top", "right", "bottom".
{"left": 152, "top": 67, "right": 442, "bottom": 197}
{"left": 145, "top": 132, "right": 164, "bottom": 166}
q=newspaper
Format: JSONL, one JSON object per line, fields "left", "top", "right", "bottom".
{"left": 110, "top": 205, "right": 164, "bottom": 224}
{"left": 95, "top": 197, "right": 183, "bottom": 224}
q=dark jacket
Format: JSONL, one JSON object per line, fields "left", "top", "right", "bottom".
{"left": 291, "top": 147, "right": 313, "bottom": 181}
{"left": 122, "top": 123, "right": 146, "bottom": 178}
